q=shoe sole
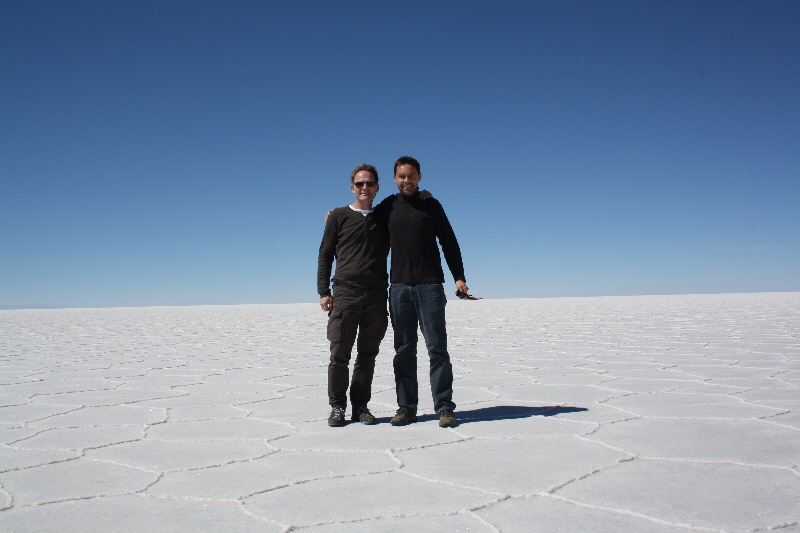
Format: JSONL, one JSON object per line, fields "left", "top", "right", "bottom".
{"left": 353, "top": 416, "right": 377, "bottom": 425}
{"left": 391, "top": 416, "right": 417, "bottom": 426}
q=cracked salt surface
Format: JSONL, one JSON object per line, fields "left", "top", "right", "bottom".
{"left": 1, "top": 293, "right": 798, "bottom": 532}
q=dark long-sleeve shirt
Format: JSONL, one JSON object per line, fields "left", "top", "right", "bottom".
{"left": 375, "top": 192, "right": 465, "bottom": 284}
{"left": 317, "top": 207, "right": 390, "bottom": 297}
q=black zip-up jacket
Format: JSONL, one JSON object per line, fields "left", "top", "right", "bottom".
{"left": 375, "top": 192, "right": 465, "bottom": 284}
{"left": 317, "top": 207, "right": 389, "bottom": 297}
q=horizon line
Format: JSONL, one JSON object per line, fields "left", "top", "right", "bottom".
{"left": 3, "top": 290, "right": 798, "bottom": 311}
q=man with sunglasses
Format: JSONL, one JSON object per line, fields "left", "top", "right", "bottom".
{"left": 317, "top": 163, "right": 389, "bottom": 427}
{"left": 375, "top": 156, "right": 469, "bottom": 428}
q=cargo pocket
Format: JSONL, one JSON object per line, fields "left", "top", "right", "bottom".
{"left": 327, "top": 308, "right": 342, "bottom": 342}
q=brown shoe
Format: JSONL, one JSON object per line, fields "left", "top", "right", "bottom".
{"left": 438, "top": 409, "right": 457, "bottom": 428}
{"left": 390, "top": 407, "right": 417, "bottom": 426}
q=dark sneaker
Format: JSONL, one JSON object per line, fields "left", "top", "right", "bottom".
{"left": 328, "top": 407, "right": 347, "bottom": 427}
{"left": 438, "top": 409, "right": 457, "bottom": 428}
{"left": 351, "top": 406, "right": 377, "bottom": 425}
{"left": 391, "top": 407, "right": 417, "bottom": 426}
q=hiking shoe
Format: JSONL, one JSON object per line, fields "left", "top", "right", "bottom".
{"left": 328, "top": 407, "right": 347, "bottom": 427}
{"left": 391, "top": 407, "right": 417, "bottom": 426}
{"left": 438, "top": 409, "right": 457, "bottom": 428}
{"left": 351, "top": 406, "right": 377, "bottom": 425}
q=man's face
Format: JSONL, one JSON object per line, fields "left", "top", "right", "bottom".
{"left": 394, "top": 164, "right": 421, "bottom": 196}
{"left": 351, "top": 170, "right": 379, "bottom": 202}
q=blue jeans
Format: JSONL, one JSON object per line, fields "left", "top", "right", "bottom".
{"left": 389, "top": 282, "right": 455, "bottom": 413}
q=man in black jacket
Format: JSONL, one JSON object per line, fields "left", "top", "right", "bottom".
{"left": 317, "top": 163, "right": 389, "bottom": 427}
{"left": 375, "top": 156, "right": 469, "bottom": 428}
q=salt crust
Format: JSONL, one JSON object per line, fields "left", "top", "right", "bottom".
{"left": 1, "top": 293, "right": 798, "bottom": 532}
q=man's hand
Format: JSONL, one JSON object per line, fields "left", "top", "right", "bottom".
{"left": 324, "top": 210, "right": 333, "bottom": 223}
{"left": 455, "top": 280, "right": 469, "bottom": 295}
{"left": 320, "top": 296, "right": 333, "bottom": 312}
{"left": 419, "top": 189, "right": 432, "bottom": 199}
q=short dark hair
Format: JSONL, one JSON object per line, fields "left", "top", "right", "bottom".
{"left": 351, "top": 163, "right": 379, "bottom": 184}
{"left": 394, "top": 156, "right": 420, "bottom": 175}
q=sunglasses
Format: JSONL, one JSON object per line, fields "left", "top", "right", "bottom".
{"left": 353, "top": 181, "right": 377, "bottom": 188}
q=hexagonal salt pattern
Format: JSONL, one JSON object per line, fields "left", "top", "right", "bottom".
{"left": 1, "top": 293, "right": 798, "bottom": 532}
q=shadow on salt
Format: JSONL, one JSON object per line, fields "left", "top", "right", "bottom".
{"left": 373, "top": 405, "right": 588, "bottom": 424}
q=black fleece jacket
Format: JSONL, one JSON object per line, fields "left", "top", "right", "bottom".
{"left": 375, "top": 192, "right": 465, "bottom": 284}
{"left": 317, "top": 207, "right": 389, "bottom": 297}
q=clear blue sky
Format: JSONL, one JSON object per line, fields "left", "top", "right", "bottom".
{"left": 2, "top": 0, "right": 798, "bottom": 309}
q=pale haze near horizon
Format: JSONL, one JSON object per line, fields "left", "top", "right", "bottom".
{"left": 1, "top": 0, "right": 798, "bottom": 309}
